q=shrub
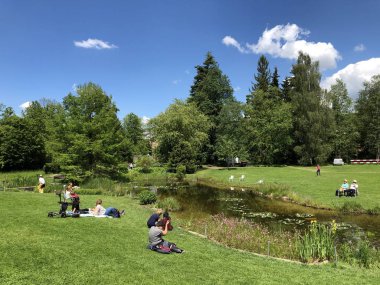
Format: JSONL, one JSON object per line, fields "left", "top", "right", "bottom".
{"left": 139, "top": 190, "right": 157, "bottom": 205}
{"left": 137, "top": 156, "right": 154, "bottom": 173}
{"left": 175, "top": 165, "right": 186, "bottom": 181}
{"left": 157, "top": 197, "right": 182, "bottom": 211}
{"left": 355, "top": 241, "right": 373, "bottom": 268}
{"left": 339, "top": 201, "right": 365, "bottom": 213}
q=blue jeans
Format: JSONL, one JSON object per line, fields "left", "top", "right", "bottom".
{"left": 104, "top": 207, "right": 119, "bottom": 217}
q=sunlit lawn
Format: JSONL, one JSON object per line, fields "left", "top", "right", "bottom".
{"left": 191, "top": 165, "right": 380, "bottom": 210}
{"left": 0, "top": 191, "right": 379, "bottom": 285}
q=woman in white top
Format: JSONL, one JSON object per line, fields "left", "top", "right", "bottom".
{"left": 90, "top": 199, "right": 106, "bottom": 215}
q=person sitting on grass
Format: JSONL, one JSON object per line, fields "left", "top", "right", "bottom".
{"left": 89, "top": 199, "right": 125, "bottom": 218}
{"left": 336, "top": 179, "right": 349, "bottom": 196}
{"left": 349, "top": 179, "right": 359, "bottom": 196}
{"left": 148, "top": 220, "right": 183, "bottom": 254}
{"left": 161, "top": 210, "right": 173, "bottom": 231}
{"left": 147, "top": 208, "right": 163, "bottom": 228}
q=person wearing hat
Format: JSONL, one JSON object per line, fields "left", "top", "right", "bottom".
{"left": 349, "top": 180, "right": 359, "bottom": 196}
{"left": 38, "top": 175, "right": 45, "bottom": 193}
{"left": 336, "top": 179, "right": 349, "bottom": 197}
{"left": 342, "top": 179, "right": 350, "bottom": 196}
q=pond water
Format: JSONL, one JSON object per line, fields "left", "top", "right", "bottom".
{"left": 156, "top": 184, "right": 380, "bottom": 247}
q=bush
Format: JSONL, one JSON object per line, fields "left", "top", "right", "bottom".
{"left": 175, "top": 165, "right": 186, "bottom": 181}
{"left": 43, "top": 162, "right": 61, "bottom": 174}
{"left": 355, "top": 241, "right": 374, "bottom": 268}
{"left": 137, "top": 156, "right": 154, "bottom": 173}
{"left": 138, "top": 190, "right": 157, "bottom": 205}
{"left": 339, "top": 201, "right": 365, "bottom": 213}
{"left": 157, "top": 197, "right": 182, "bottom": 211}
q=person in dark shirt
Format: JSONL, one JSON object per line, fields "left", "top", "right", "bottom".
{"left": 147, "top": 209, "right": 163, "bottom": 228}
{"left": 162, "top": 211, "right": 173, "bottom": 231}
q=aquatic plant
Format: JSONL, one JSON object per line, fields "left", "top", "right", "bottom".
{"left": 296, "top": 220, "right": 335, "bottom": 263}
{"left": 187, "top": 213, "right": 298, "bottom": 260}
{"left": 157, "top": 197, "right": 182, "bottom": 211}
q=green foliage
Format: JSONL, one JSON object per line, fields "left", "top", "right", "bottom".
{"left": 188, "top": 213, "right": 298, "bottom": 260}
{"left": 0, "top": 107, "right": 46, "bottom": 170}
{"left": 122, "top": 113, "right": 150, "bottom": 156}
{"left": 175, "top": 164, "right": 186, "bottom": 181}
{"left": 138, "top": 190, "right": 157, "bottom": 205}
{"left": 215, "top": 100, "right": 249, "bottom": 165}
{"left": 157, "top": 197, "right": 182, "bottom": 211}
{"left": 188, "top": 52, "right": 234, "bottom": 163}
{"left": 355, "top": 241, "right": 374, "bottom": 268}
{"left": 290, "top": 52, "right": 334, "bottom": 165}
{"left": 245, "top": 87, "right": 293, "bottom": 164}
{"left": 53, "top": 83, "right": 130, "bottom": 180}
{"left": 296, "top": 221, "right": 335, "bottom": 263}
{"left": 136, "top": 155, "right": 154, "bottom": 173}
{"left": 149, "top": 100, "right": 210, "bottom": 168}
{"left": 337, "top": 240, "right": 379, "bottom": 268}
{"left": 339, "top": 201, "right": 365, "bottom": 213}
{"left": 356, "top": 75, "right": 380, "bottom": 159}
{"left": 327, "top": 80, "right": 358, "bottom": 162}
{"left": 247, "top": 54, "right": 271, "bottom": 100}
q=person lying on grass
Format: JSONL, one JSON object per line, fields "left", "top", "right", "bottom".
{"left": 148, "top": 219, "right": 183, "bottom": 253}
{"left": 89, "top": 199, "right": 125, "bottom": 218}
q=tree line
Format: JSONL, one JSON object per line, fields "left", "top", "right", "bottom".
{"left": 1, "top": 52, "right": 379, "bottom": 178}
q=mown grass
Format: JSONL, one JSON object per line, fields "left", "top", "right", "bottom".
{"left": 1, "top": 191, "right": 379, "bottom": 285}
{"left": 189, "top": 165, "right": 380, "bottom": 211}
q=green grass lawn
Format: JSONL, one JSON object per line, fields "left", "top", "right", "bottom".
{"left": 0, "top": 191, "right": 379, "bottom": 285}
{"left": 190, "top": 165, "right": 380, "bottom": 210}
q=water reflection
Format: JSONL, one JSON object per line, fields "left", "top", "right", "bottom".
{"left": 157, "top": 184, "right": 380, "bottom": 247}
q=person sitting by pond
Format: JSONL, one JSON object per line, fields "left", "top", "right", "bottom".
{"left": 148, "top": 219, "right": 183, "bottom": 254}
{"left": 349, "top": 180, "right": 359, "bottom": 196}
{"left": 336, "top": 179, "right": 349, "bottom": 196}
{"left": 89, "top": 199, "right": 125, "bottom": 218}
{"left": 147, "top": 209, "right": 163, "bottom": 228}
{"left": 161, "top": 211, "right": 173, "bottom": 231}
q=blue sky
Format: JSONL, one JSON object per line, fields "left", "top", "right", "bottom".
{"left": 1, "top": 0, "right": 379, "bottom": 120}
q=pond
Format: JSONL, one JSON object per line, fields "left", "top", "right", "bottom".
{"left": 156, "top": 184, "right": 380, "bottom": 247}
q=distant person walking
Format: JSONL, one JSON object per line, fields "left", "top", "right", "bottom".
{"left": 316, "top": 164, "right": 321, "bottom": 176}
{"left": 38, "top": 175, "right": 45, "bottom": 193}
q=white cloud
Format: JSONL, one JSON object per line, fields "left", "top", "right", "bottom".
{"left": 321, "top": 58, "right": 380, "bottom": 98}
{"left": 222, "top": 36, "right": 248, "bottom": 53}
{"left": 172, "top": 79, "right": 181, "bottom": 85}
{"left": 142, "top": 116, "right": 150, "bottom": 125}
{"left": 223, "top": 24, "right": 341, "bottom": 70}
{"left": 74, "top": 38, "right": 118, "bottom": 49}
{"left": 19, "top": 101, "right": 31, "bottom": 110}
{"left": 354, "top": 43, "right": 366, "bottom": 52}
{"left": 234, "top": 86, "right": 241, "bottom": 92}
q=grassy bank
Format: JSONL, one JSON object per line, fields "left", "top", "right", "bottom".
{"left": 189, "top": 165, "right": 380, "bottom": 212}
{"left": 1, "top": 191, "right": 379, "bottom": 285}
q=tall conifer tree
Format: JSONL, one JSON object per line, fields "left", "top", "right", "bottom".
{"left": 188, "top": 52, "right": 234, "bottom": 163}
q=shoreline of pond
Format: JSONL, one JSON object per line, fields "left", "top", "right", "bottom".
{"left": 188, "top": 178, "right": 380, "bottom": 215}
